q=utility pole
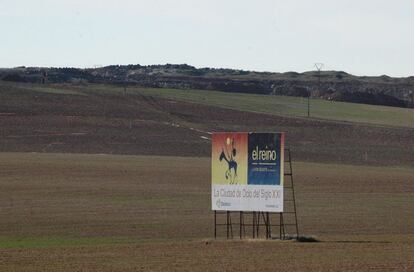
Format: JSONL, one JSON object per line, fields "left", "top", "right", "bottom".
{"left": 307, "top": 87, "right": 310, "bottom": 117}
{"left": 309, "top": 63, "right": 324, "bottom": 117}
{"left": 41, "top": 70, "right": 48, "bottom": 84}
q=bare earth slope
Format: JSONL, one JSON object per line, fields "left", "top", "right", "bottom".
{"left": 0, "top": 82, "right": 414, "bottom": 166}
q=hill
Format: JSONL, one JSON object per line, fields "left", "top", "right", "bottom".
{"left": 1, "top": 64, "right": 414, "bottom": 108}
{"left": 1, "top": 81, "right": 413, "bottom": 166}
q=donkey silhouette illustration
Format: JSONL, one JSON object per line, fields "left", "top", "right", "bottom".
{"left": 219, "top": 138, "right": 238, "bottom": 184}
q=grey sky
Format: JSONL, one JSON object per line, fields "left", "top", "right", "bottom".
{"left": 1, "top": 0, "right": 413, "bottom": 76}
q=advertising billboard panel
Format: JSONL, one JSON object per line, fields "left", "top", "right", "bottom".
{"left": 212, "top": 132, "right": 284, "bottom": 212}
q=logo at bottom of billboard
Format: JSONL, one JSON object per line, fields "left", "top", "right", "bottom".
{"left": 212, "top": 132, "right": 284, "bottom": 212}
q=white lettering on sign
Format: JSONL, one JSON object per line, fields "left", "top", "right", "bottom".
{"left": 251, "top": 146, "right": 277, "bottom": 161}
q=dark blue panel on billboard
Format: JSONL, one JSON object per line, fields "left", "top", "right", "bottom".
{"left": 247, "top": 133, "right": 281, "bottom": 185}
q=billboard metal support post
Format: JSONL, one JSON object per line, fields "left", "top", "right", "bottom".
{"left": 279, "top": 148, "right": 300, "bottom": 240}
{"left": 226, "top": 211, "right": 233, "bottom": 239}
{"left": 252, "top": 212, "right": 255, "bottom": 238}
{"left": 214, "top": 211, "right": 217, "bottom": 239}
{"left": 227, "top": 211, "right": 230, "bottom": 238}
{"left": 239, "top": 212, "right": 243, "bottom": 239}
{"left": 266, "top": 212, "right": 270, "bottom": 239}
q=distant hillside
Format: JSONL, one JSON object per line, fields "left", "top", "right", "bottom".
{"left": 1, "top": 81, "right": 413, "bottom": 166}
{"left": 1, "top": 64, "right": 413, "bottom": 108}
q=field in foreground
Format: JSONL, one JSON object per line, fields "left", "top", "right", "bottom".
{"left": 1, "top": 152, "right": 413, "bottom": 271}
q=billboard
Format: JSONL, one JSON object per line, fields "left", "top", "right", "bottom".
{"left": 212, "top": 132, "right": 284, "bottom": 212}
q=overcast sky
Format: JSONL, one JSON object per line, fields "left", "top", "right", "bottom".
{"left": 1, "top": 0, "right": 413, "bottom": 77}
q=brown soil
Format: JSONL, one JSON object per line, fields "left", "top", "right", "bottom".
{"left": 0, "top": 153, "right": 413, "bottom": 271}
{"left": 0, "top": 83, "right": 413, "bottom": 166}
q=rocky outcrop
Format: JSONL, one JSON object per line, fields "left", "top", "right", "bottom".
{"left": 1, "top": 65, "right": 413, "bottom": 108}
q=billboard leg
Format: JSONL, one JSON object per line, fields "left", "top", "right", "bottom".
{"left": 239, "top": 211, "right": 243, "bottom": 239}
{"left": 279, "top": 213, "right": 282, "bottom": 239}
{"left": 226, "top": 211, "right": 233, "bottom": 239}
{"left": 252, "top": 212, "right": 256, "bottom": 239}
{"left": 214, "top": 211, "right": 217, "bottom": 239}
{"left": 261, "top": 212, "right": 269, "bottom": 239}
{"left": 226, "top": 211, "right": 229, "bottom": 239}
{"left": 266, "top": 212, "right": 270, "bottom": 239}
